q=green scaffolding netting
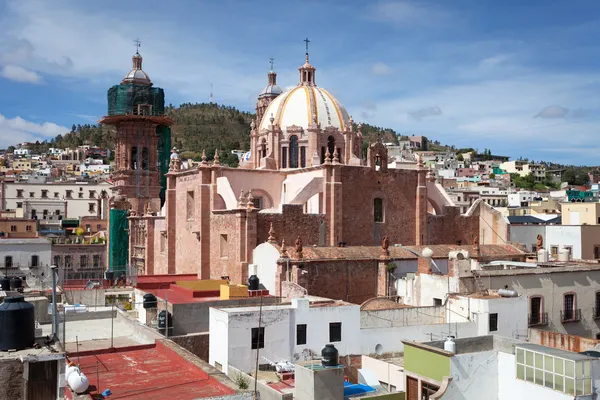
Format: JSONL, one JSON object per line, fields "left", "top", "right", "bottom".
{"left": 109, "top": 209, "right": 129, "bottom": 273}
{"left": 107, "top": 84, "right": 165, "bottom": 116}
{"left": 157, "top": 125, "right": 171, "bottom": 207}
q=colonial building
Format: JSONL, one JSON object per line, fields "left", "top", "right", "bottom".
{"left": 122, "top": 45, "right": 480, "bottom": 289}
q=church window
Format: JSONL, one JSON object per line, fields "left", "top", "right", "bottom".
{"left": 141, "top": 147, "right": 149, "bottom": 170}
{"left": 261, "top": 139, "right": 267, "bottom": 158}
{"left": 327, "top": 136, "right": 335, "bottom": 156}
{"left": 301, "top": 147, "right": 306, "bottom": 168}
{"left": 220, "top": 234, "right": 228, "bottom": 258}
{"left": 337, "top": 147, "right": 342, "bottom": 162}
{"left": 374, "top": 198, "right": 384, "bottom": 223}
{"left": 130, "top": 147, "right": 138, "bottom": 169}
{"left": 289, "top": 135, "right": 299, "bottom": 168}
{"left": 282, "top": 147, "right": 287, "bottom": 168}
{"left": 186, "top": 191, "right": 195, "bottom": 220}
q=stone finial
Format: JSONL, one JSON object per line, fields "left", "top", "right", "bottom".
{"left": 347, "top": 115, "right": 354, "bottom": 132}
{"left": 268, "top": 223, "right": 276, "bottom": 243}
{"left": 250, "top": 119, "right": 256, "bottom": 130}
{"left": 280, "top": 239, "right": 289, "bottom": 258}
{"left": 295, "top": 236, "right": 303, "bottom": 259}
{"left": 416, "top": 153, "right": 424, "bottom": 168}
{"left": 246, "top": 190, "right": 255, "bottom": 209}
{"left": 213, "top": 149, "right": 221, "bottom": 165}
{"left": 169, "top": 147, "right": 181, "bottom": 171}
{"left": 332, "top": 149, "right": 340, "bottom": 164}
{"left": 269, "top": 113, "right": 275, "bottom": 125}
{"left": 381, "top": 235, "right": 390, "bottom": 257}
{"left": 357, "top": 123, "right": 363, "bottom": 136}
{"left": 238, "top": 190, "right": 247, "bottom": 208}
{"left": 426, "top": 167, "right": 436, "bottom": 182}
{"left": 144, "top": 202, "right": 152, "bottom": 216}
{"left": 200, "top": 149, "right": 208, "bottom": 165}
{"left": 324, "top": 149, "right": 332, "bottom": 165}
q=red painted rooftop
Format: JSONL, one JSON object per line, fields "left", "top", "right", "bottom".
{"left": 66, "top": 341, "right": 235, "bottom": 400}
{"left": 143, "top": 284, "right": 271, "bottom": 304}
{"left": 268, "top": 378, "right": 295, "bottom": 393}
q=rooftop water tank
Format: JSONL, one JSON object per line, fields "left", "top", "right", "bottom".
{"left": 321, "top": 344, "right": 339, "bottom": 367}
{"left": 537, "top": 249, "right": 549, "bottom": 263}
{"left": 0, "top": 296, "right": 35, "bottom": 351}
{"left": 158, "top": 310, "right": 171, "bottom": 329}
{"left": 558, "top": 249, "right": 570, "bottom": 262}
{"left": 444, "top": 336, "right": 456, "bottom": 353}
{"left": 248, "top": 275, "right": 260, "bottom": 291}
{"left": 10, "top": 277, "right": 22, "bottom": 291}
{"left": 498, "top": 288, "right": 519, "bottom": 297}
{"left": 0, "top": 277, "right": 9, "bottom": 291}
{"left": 143, "top": 293, "right": 157, "bottom": 309}
{"left": 68, "top": 370, "right": 89, "bottom": 394}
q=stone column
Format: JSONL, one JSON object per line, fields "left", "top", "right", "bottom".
{"left": 415, "top": 158, "right": 428, "bottom": 245}
{"left": 165, "top": 173, "right": 177, "bottom": 274}
{"left": 198, "top": 165, "right": 212, "bottom": 279}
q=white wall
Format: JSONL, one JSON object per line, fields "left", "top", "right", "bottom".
{"left": 0, "top": 239, "right": 51, "bottom": 267}
{"left": 440, "top": 351, "right": 498, "bottom": 400}
{"left": 210, "top": 300, "right": 361, "bottom": 375}
{"left": 497, "top": 352, "right": 570, "bottom": 400}
{"left": 509, "top": 225, "right": 545, "bottom": 252}
{"left": 252, "top": 242, "right": 280, "bottom": 294}
{"left": 546, "top": 225, "right": 582, "bottom": 259}
{"left": 360, "top": 322, "right": 479, "bottom": 355}
{"left": 209, "top": 307, "right": 230, "bottom": 373}
{"left": 361, "top": 356, "right": 404, "bottom": 392}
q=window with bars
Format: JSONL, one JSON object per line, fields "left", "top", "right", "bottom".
{"left": 297, "top": 324, "right": 307, "bottom": 345}
{"left": 374, "top": 198, "right": 384, "bottom": 223}
{"left": 80, "top": 255, "right": 87, "bottom": 268}
{"left": 93, "top": 255, "right": 100, "bottom": 268}
{"left": 251, "top": 327, "right": 265, "bottom": 349}
{"left": 564, "top": 294, "right": 575, "bottom": 320}
{"left": 329, "top": 322, "right": 342, "bottom": 342}
{"left": 516, "top": 347, "right": 592, "bottom": 396}
{"left": 31, "top": 255, "right": 38, "bottom": 267}
{"left": 53, "top": 255, "right": 61, "bottom": 267}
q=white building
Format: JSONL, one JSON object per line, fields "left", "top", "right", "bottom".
{"left": 79, "top": 163, "right": 110, "bottom": 175}
{"left": 0, "top": 238, "right": 51, "bottom": 269}
{"left": 1, "top": 181, "right": 111, "bottom": 220}
{"left": 209, "top": 297, "right": 360, "bottom": 374}
{"left": 13, "top": 148, "right": 31, "bottom": 157}
{"left": 508, "top": 191, "right": 537, "bottom": 207}
{"left": 499, "top": 160, "right": 546, "bottom": 182}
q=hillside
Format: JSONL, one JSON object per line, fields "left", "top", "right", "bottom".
{"left": 23, "top": 103, "right": 403, "bottom": 167}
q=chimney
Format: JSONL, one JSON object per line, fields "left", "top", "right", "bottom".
{"left": 417, "top": 247, "right": 434, "bottom": 275}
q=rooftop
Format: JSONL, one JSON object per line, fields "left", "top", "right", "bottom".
{"left": 68, "top": 340, "right": 237, "bottom": 400}
{"left": 216, "top": 296, "right": 354, "bottom": 313}
{"left": 517, "top": 343, "right": 597, "bottom": 362}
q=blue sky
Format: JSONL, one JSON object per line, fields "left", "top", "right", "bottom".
{"left": 1, "top": 0, "right": 600, "bottom": 165}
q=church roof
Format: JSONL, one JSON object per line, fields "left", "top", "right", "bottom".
{"left": 122, "top": 52, "right": 152, "bottom": 86}
{"left": 259, "top": 85, "right": 350, "bottom": 132}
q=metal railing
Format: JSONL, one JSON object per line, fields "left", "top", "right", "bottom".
{"left": 560, "top": 309, "right": 581, "bottom": 323}
{"left": 528, "top": 312, "right": 548, "bottom": 327}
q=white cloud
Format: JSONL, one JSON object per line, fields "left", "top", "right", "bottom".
{"left": 534, "top": 105, "right": 569, "bottom": 119}
{"left": 0, "top": 65, "right": 41, "bottom": 83}
{"left": 0, "top": 114, "right": 69, "bottom": 146}
{"left": 371, "top": 62, "right": 392, "bottom": 75}
{"left": 479, "top": 54, "right": 511, "bottom": 68}
{"left": 408, "top": 106, "right": 442, "bottom": 121}
{"left": 370, "top": 0, "right": 452, "bottom": 26}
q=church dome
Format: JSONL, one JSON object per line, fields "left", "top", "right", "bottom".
{"left": 122, "top": 52, "right": 152, "bottom": 86}
{"left": 259, "top": 83, "right": 283, "bottom": 97}
{"left": 258, "top": 86, "right": 350, "bottom": 132}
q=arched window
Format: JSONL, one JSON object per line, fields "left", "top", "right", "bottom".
{"left": 130, "top": 146, "right": 137, "bottom": 169}
{"left": 289, "top": 136, "right": 299, "bottom": 168}
{"left": 374, "top": 198, "right": 384, "bottom": 223}
{"left": 260, "top": 139, "right": 267, "bottom": 158}
{"left": 327, "top": 136, "right": 335, "bottom": 156}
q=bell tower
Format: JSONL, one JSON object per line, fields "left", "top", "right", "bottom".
{"left": 255, "top": 58, "right": 283, "bottom": 127}
{"left": 100, "top": 42, "right": 173, "bottom": 215}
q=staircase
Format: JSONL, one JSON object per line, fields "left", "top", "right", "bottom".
{"left": 471, "top": 270, "right": 489, "bottom": 295}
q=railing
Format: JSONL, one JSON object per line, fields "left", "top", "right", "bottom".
{"left": 560, "top": 309, "right": 581, "bottom": 323}
{"left": 528, "top": 312, "right": 548, "bottom": 327}
{"left": 593, "top": 308, "right": 600, "bottom": 320}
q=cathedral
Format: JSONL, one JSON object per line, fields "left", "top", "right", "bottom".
{"left": 108, "top": 44, "right": 478, "bottom": 286}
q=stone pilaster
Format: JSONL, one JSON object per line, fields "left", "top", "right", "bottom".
{"left": 415, "top": 159, "right": 428, "bottom": 245}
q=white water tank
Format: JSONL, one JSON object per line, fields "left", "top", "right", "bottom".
{"left": 537, "top": 249, "right": 549, "bottom": 263}
{"left": 498, "top": 288, "right": 519, "bottom": 297}
{"left": 68, "top": 370, "right": 89, "bottom": 394}
{"left": 558, "top": 249, "right": 570, "bottom": 262}
{"left": 65, "top": 365, "right": 79, "bottom": 381}
{"left": 444, "top": 336, "right": 456, "bottom": 353}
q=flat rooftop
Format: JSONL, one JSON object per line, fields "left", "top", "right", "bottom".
{"left": 517, "top": 343, "right": 597, "bottom": 362}
{"left": 69, "top": 341, "right": 237, "bottom": 400}
{"left": 0, "top": 341, "right": 63, "bottom": 361}
{"left": 217, "top": 297, "right": 355, "bottom": 313}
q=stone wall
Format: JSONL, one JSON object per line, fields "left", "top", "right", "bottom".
{"left": 170, "top": 332, "right": 210, "bottom": 362}
{"left": 340, "top": 167, "right": 418, "bottom": 246}
{"left": 0, "top": 360, "right": 24, "bottom": 400}
{"left": 427, "top": 206, "right": 478, "bottom": 245}
{"left": 257, "top": 204, "right": 326, "bottom": 246}
{"left": 295, "top": 260, "right": 379, "bottom": 304}
{"left": 210, "top": 211, "right": 246, "bottom": 283}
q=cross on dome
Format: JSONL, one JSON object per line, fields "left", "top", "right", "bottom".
{"left": 299, "top": 38, "right": 316, "bottom": 86}
{"left": 134, "top": 38, "right": 141, "bottom": 54}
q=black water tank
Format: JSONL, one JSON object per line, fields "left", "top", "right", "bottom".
{"left": 143, "top": 293, "right": 157, "bottom": 309}
{"left": 0, "top": 278, "right": 9, "bottom": 291}
{"left": 0, "top": 296, "right": 35, "bottom": 351}
{"left": 10, "top": 277, "right": 22, "bottom": 291}
{"left": 105, "top": 271, "right": 114, "bottom": 281}
{"left": 158, "top": 310, "right": 171, "bottom": 329}
{"left": 321, "top": 344, "right": 339, "bottom": 367}
{"left": 248, "top": 275, "right": 260, "bottom": 291}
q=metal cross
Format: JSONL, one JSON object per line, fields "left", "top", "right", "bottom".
{"left": 134, "top": 38, "right": 141, "bottom": 52}
{"left": 269, "top": 57, "right": 274, "bottom": 71}
{"left": 303, "top": 37, "right": 310, "bottom": 52}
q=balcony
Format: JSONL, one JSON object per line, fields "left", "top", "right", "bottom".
{"left": 560, "top": 309, "right": 581, "bottom": 323}
{"left": 528, "top": 312, "right": 548, "bottom": 327}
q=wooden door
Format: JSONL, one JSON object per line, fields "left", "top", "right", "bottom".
{"left": 407, "top": 376, "right": 419, "bottom": 400}
{"left": 28, "top": 361, "right": 57, "bottom": 400}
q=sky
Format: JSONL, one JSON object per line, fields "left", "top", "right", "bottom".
{"left": 0, "top": 0, "right": 600, "bottom": 165}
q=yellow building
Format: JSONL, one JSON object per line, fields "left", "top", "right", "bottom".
{"left": 561, "top": 202, "right": 600, "bottom": 225}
